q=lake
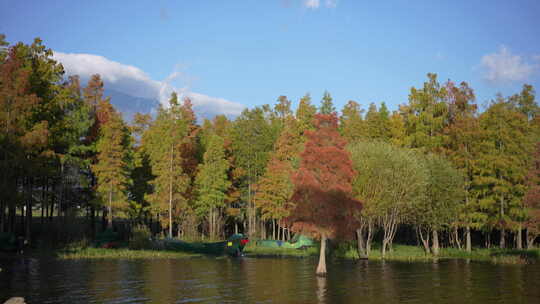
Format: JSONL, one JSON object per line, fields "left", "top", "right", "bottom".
{"left": 1, "top": 256, "right": 539, "bottom": 303}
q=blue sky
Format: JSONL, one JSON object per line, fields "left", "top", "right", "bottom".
{"left": 2, "top": 0, "right": 540, "bottom": 116}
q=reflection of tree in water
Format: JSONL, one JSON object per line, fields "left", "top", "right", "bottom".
{"left": 143, "top": 259, "right": 175, "bottom": 303}
{"left": 89, "top": 260, "right": 122, "bottom": 302}
{"left": 215, "top": 257, "right": 250, "bottom": 302}
{"left": 316, "top": 275, "right": 327, "bottom": 304}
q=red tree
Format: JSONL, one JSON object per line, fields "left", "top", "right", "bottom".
{"left": 286, "top": 113, "right": 361, "bottom": 275}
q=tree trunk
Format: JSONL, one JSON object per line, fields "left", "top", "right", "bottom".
{"left": 382, "top": 238, "right": 388, "bottom": 258}
{"left": 8, "top": 202, "right": 15, "bottom": 233}
{"left": 272, "top": 219, "right": 275, "bottom": 240}
{"left": 499, "top": 196, "right": 505, "bottom": 249}
{"left": 235, "top": 222, "right": 238, "bottom": 234}
{"left": 417, "top": 227, "right": 430, "bottom": 254}
{"left": 287, "top": 226, "right": 291, "bottom": 240}
{"left": 432, "top": 230, "right": 439, "bottom": 256}
{"left": 500, "top": 227, "right": 505, "bottom": 249}
{"left": 210, "top": 208, "right": 214, "bottom": 240}
{"left": 526, "top": 229, "right": 537, "bottom": 249}
{"left": 454, "top": 227, "right": 461, "bottom": 249}
{"left": 168, "top": 144, "right": 173, "bottom": 239}
{"left": 356, "top": 228, "right": 366, "bottom": 259}
{"left": 465, "top": 225, "right": 471, "bottom": 252}
{"left": 316, "top": 234, "right": 327, "bottom": 276}
{"left": 107, "top": 185, "right": 113, "bottom": 230}
{"left": 40, "top": 179, "right": 46, "bottom": 226}
{"left": 516, "top": 225, "right": 522, "bottom": 250}
{"left": 90, "top": 205, "right": 96, "bottom": 239}
{"left": 364, "top": 221, "right": 373, "bottom": 256}
{"left": 0, "top": 200, "right": 4, "bottom": 233}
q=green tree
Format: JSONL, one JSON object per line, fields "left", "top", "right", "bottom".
{"left": 443, "top": 81, "right": 481, "bottom": 251}
{"left": 365, "top": 102, "right": 391, "bottom": 141}
{"left": 254, "top": 117, "right": 302, "bottom": 240}
{"left": 194, "top": 134, "right": 231, "bottom": 240}
{"left": 93, "top": 100, "right": 132, "bottom": 229}
{"left": 404, "top": 73, "right": 449, "bottom": 152}
{"left": 143, "top": 93, "right": 190, "bottom": 237}
{"left": 339, "top": 100, "right": 365, "bottom": 143}
{"left": 296, "top": 93, "right": 317, "bottom": 138}
{"left": 274, "top": 95, "right": 292, "bottom": 120}
{"left": 414, "top": 154, "right": 465, "bottom": 255}
{"left": 476, "top": 97, "right": 532, "bottom": 248}
{"left": 231, "top": 106, "right": 279, "bottom": 237}
{"left": 319, "top": 90, "right": 335, "bottom": 114}
{"left": 348, "top": 141, "right": 427, "bottom": 257}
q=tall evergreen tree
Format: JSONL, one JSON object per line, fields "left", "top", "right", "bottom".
{"left": 254, "top": 117, "right": 302, "bottom": 240}
{"left": 231, "top": 106, "right": 279, "bottom": 237}
{"left": 340, "top": 100, "right": 365, "bottom": 143}
{"left": 194, "top": 134, "right": 231, "bottom": 240}
{"left": 443, "top": 81, "right": 481, "bottom": 251}
{"left": 319, "top": 90, "right": 336, "bottom": 114}
{"left": 404, "top": 73, "right": 449, "bottom": 152}
{"left": 476, "top": 97, "right": 532, "bottom": 248}
{"left": 295, "top": 93, "right": 317, "bottom": 138}
{"left": 143, "top": 93, "right": 190, "bottom": 237}
{"left": 93, "top": 100, "right": 132, "bottom": 229}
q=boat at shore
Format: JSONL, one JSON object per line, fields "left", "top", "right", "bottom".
{"left": 156, "top": 234, "right": 249, "bottom": 257}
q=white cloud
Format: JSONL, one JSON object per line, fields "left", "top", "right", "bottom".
{"left": 53, "top": 51, "right": 245, "bottom": 118}
{"left": 302, "top": 0, "right": 337, "bottom": 9}
{"left": 54, "top": 52, "right": 161, "bottom": 100}
{"left": 325, "top": 0, "right": 337, "bottom": 8}
{"left": 304, "top": 0, "right": 320, "bottom": 9}
{"left": 480, "top": 46, "right": 537, "bottom": 84}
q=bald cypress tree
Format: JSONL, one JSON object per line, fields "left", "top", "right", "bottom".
{"left": 287, "top": 113, "right": 361, "bottom": 275}
{"left": 340, "top": 100, "right": 365, "bottom": 143}
{"left": 194, "top": 134, "right": 230, "bottom": 240}
{"left": 93, "top": 100, "right": 132, "bottom": 229}
{"left": 143, "top": 93, "right": 190, "bottom": 238}
{"left": 319, "top": 90, "right": 336, "bottom": 114}
{"left": 296, "top": 93, "right": 317, "bottom": 138}
{"left": 476, "top": 97, "right": 532, "bottom": 248}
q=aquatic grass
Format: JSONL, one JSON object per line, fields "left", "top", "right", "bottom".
{"left": 58, "top": 247, "right": 201, "bottom": 259}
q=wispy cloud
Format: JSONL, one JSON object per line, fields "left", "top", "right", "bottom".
{"left": 480, "top": 46, "right": 538, "bottom": 84}
{"left": 302, "top": 0, "right": 337, "bottom": 9}
{"left": 303, "top": 0, "right": 320, "bottom": 9}
{"left": 325, "top": 0, "right": 338, "bottom": 8}
{"left": 53, "top": 52, "right": 245, "bottom": 118}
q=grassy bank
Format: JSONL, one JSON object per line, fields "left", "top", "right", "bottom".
{"left": 57, "top": 247, "right": 202, "bottom": 259}
{"left": 244, "top": 241, "right": 540, "bottom": 264}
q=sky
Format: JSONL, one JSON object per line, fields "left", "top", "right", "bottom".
{"left": 2, "top": 0, "right": 540, "bottom": 117}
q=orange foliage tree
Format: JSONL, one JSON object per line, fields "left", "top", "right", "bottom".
{"left": 286, "top": 113, "right": 361, "bottom": 275}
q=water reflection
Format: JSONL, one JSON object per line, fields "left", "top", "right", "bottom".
{"left": 1, "top": 257, "right": 539, "bottom": 304}
{"left": 316, "top": 275, "right": 327, "bottom": 304}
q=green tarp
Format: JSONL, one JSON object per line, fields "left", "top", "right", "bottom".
{"left": 256, "top": 235, "right": 314, "bottom": 249}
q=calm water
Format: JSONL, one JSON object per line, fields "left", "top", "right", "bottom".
{"left": 1, "top": 256, "right": 539, "bottom": 303}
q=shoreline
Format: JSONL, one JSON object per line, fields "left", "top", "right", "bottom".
{"left": 1, "top": 244, "right": 538, "bottom": 264}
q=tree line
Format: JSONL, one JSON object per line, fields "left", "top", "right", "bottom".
{"left": 1, "top": 36, "right": 539, "bottom": 256}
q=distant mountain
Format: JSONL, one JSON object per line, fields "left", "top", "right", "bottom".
{"left": 103, "top": 89, "right": 241, "bottom": 123}
{"left": 104, "top": 89, "right": 160, "bottom": 122}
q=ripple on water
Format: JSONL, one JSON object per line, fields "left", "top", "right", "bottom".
{"left": 1, "top": 257, "right": 539, "bottom": 304}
